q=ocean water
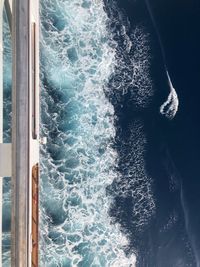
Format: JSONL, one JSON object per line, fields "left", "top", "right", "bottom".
{"left": 39, "top": 0, "right": 165, "bottom": 265}
{"left": 39, "top": 0, "right": 140, "bottom": 266}
{"left": 2, "top": 8, "right": 12, "bottom": 267}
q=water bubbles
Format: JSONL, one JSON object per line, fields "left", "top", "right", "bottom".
{"left": 40, "top": 0, "right": 136, "bottom": 266}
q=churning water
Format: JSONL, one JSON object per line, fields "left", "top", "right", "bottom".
{"left": 39, "top": 0, "right": 138, "bottom": 266}
{"left": 39, "top": 0, "right": 158, "bottom": 266}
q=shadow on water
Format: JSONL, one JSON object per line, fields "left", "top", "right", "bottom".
{"left": 103, "top": 0, "right": 197, "bottom": 266}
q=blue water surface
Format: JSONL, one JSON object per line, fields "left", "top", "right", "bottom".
{"left": 40, "top": 0, "right": 137, "bottom": 266}
{"left": 2, "top": 7, "right": 12, "bottom": 267}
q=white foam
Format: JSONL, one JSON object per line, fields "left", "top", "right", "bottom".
{"left": 160, "top": 71, "right": 179, "bottom": 119}
{"left": 40, "top": 0, "right": 136, "bottom": 266}
{"left": 103, "top": 2, "right": 154, "bottom": 108}
{"left": 110, "top": 120, "right": 155, "bottom": 231}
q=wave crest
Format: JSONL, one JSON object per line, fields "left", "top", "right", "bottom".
{"left": 160, "top": 71, "right": 179, "bottom": 119}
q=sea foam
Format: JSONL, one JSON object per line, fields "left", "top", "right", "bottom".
{"left": 40, "top": 0, "right": 136, "bottom": 266}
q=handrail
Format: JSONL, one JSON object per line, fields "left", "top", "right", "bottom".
{"left": 11, "top": 0, "right": 30, "bottom": 265}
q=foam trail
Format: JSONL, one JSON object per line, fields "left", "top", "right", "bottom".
{"left": 145, "top": 0, "right": 179, "bottom": 119}
{"left": 160, "top": 71, "right": 179, "bottom": 119}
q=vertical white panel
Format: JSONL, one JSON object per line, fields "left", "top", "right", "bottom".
{"left": 0, "top": 144, "right": 12, "bottom": 177}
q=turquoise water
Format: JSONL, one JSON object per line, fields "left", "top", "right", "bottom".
{"left": 40, "top": 0, "right": 136, "bottom": 266}
{"left": 2, "top": 8, "right": 12, "bottom": 267}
